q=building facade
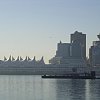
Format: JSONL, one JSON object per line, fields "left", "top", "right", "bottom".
{"left": 70, "top": 31, "right": 86, "bottom": 60}
{"left": 89, "top": 34, "right": 100, "bottom": 67}
{"left": 56, "top": 41, "right": 70, "bottom": 58}
{"left": 49, "top": 31, "right": 86, "bottom": 66}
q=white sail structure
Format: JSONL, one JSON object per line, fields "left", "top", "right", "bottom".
{"left": 8, "top": 55, "right": 11, "bottom": 61}
{"left": 20, "top": 56, "right": 23, "bottom": 61}
{"left": 16, "top": 56, "right": 20, "bottom": 61}
{"left": 39, "top": 56, "right": 45, "bottom": 64}
{"left": 24, "top": 56, "right": 28, "bottom": 61}
{"left": 12, "top": 56, "right": 15, "bottom": 61}
{"left": 4, "top": 56, "right": 7, "bottom": 61}
{"left": 0, "top": 55, "right": 45, "bottom": 67}
{"left": 33, "top": 56, "right": 36, "bottom": 61}
{"left": 29, "top": 56, "right": 36, "bottom": 64}
{"left": 28, "top": 57, "right": 31, "bottom": 61}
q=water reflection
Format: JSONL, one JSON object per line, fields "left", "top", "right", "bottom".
{"left": 55, "top": 79, "right": 86, "bottom": 100}
{"left": 0, "top": 76, "right": 100, "bottom": 100}
{"left": 86, "top": 79, "right": 100, "bottom": 100}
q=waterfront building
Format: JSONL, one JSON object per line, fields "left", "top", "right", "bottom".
{"left": 49, "top": 41, "right": 71, "bottom": 64}
{"left": 70, "top": 39, "right": 82, "bottom": 58}
{"left": 56, "top": 41, "right": 70, "bottom": 58}
{"left": 0, "top": 32, "right": 100, "bottom": 75}
{"left": 49, "top": 31, "right": 86, "bottom": 67}
{"left": 89, "top": 34, "right": 100, "bottom": 67}
{"left": 70, "top": 31, "right": 86, "bottom": 60}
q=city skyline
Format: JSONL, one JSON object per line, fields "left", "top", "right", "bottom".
{"left": 0, "top": 0, "right": 100, "bottom": 63}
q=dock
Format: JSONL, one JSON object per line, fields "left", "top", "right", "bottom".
{"left": 41, "top": 71, "right": 100, "bottom": 79}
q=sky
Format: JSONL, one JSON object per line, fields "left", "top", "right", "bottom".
{"left": 0, "top": 0, "right": 100, "bottom": 63}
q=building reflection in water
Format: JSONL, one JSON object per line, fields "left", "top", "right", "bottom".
{"left": 0, "top": 76, "right": 100, "bottom": 100}
{"left": 86, "top": 79, "right": 100, "bottom": 100}
{"left": 55, "top": 79, "right": 86, "bottom": 100}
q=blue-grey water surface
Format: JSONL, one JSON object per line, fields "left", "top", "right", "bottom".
{"left": 0, "top": 75, "right": 100, "bottom": 100}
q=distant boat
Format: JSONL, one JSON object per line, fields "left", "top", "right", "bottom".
{"left": 42, "top": 71, "right": 97, "bottom": 79}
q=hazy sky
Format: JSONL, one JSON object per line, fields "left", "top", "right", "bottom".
{"left": 0, "top": 0, "right": 100, "bottom": 63}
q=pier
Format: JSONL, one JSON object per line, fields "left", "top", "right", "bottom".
{"left": 41, "top": 71, "right": 100, "bottom": 79}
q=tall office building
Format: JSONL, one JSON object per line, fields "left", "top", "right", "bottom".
{"left": 70, "top": 40, "right": 82, "bottom": 58}
{"left": 89, "top": 34, "right": 100, "bottom": 67}
{"left": 49, "top": 41, "right": 71, "bottom": 64}
{"left": 70, "top": 31, "right": 86, "bottom": 60}
{"left": 49, "top": 31, "right": 86, "bottom": 66}
{"left": 56, "top": 41, "right": 70, "bottom": 58}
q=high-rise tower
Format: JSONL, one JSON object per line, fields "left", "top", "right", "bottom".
{"left": 89, "top": 33, "right": 100, "bottom": 67}
{"left": 70, "top": 31, "right": 86, "bottom": 60}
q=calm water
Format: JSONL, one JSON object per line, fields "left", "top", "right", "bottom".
{"left": 0, "top": 76, "right": 100, "bottom": 100}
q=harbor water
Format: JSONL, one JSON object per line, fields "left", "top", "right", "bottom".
{"left": 0, "top": 75, "right": 100, "bottom": 100}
